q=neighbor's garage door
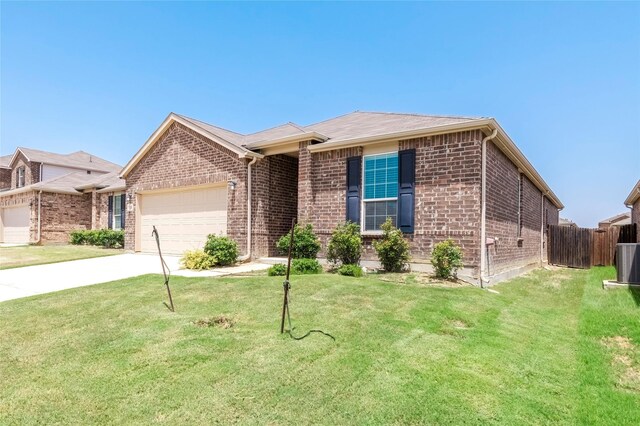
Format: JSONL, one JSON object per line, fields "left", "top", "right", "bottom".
{"left": 139, "top": 186, "right": 228, "bottom": 254}
{"left": 1, "top": 205, "right": 30, "bottom": 244}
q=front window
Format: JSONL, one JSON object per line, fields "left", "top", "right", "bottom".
{"left": 363, "top": 152, "right": 398, "bottom": 231}
{"left": 17, "top": 167, "right": 25, "bottom": 188}
{"left": 113, "top": 194, "right": 123, "bottom": 229}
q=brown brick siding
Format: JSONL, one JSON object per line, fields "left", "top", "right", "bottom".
{"left": 297, "top": 130, "right": 483, "bottom": 270}
{"left": 39, "top": 192, "right": 93, "bottom": 243}
{"left": 0, "top": 168, "right": 11, "bottom": 190}
{"left": 91, "top": 191, "right": 112, "bottom": 230}
{"left": 633, "top": 199, "right": 640, "bottom": 241}
{"left": 485, "top": 141, "right": 557, "bottom": 274}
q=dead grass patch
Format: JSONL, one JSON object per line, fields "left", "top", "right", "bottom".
{"left": 376, "top": 272, "right": 471, "bottom": 288}
{"left": 193, "top": 316, "right": 235, "bottom": 329}
{"left": 601, "top": 336, "right": 640, "bottom": 392}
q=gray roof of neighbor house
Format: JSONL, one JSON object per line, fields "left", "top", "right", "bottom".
{"left": 3, "top": 147, "right": 121, "bottom": 173}
{"left": 625, "top": 179, "right": 640, "bottom": 206}
{"left": 0, "top": 155, "right": 11, "bottom": 168}
{"left": 599, "top": 212, "right": 632, "bottom": 226}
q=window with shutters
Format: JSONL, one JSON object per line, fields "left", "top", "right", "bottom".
{"left": 362, "top": 152, "right": 398, "bottom": 232}
{"left": 113, "top": 194, "right": 123, "bottom": 230}
{"left": 16, "top": 167, "right": 25, "bottom": 188}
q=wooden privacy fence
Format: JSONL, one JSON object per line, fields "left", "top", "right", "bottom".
{"left": 548, "top": 223, "right": 637, "bottom": 269}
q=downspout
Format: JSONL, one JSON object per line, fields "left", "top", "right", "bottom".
{"left": 36, "top": 190, "right": 42, "bottom": 244}
{"left": 238, "top": 156, "right": 259, "bottom": 261}
{"left": 480, "top": 128, "right": 498, "bottom": 288}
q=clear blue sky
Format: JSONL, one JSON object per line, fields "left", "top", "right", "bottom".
{"left": 1, "top": 1, "right": 639, "bottom": 227}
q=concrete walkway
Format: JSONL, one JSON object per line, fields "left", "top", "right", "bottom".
{"left": 0, "top": 254, "right": 270, "bottom": 303}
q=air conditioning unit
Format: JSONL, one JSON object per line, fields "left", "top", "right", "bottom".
{"left": 616, "top": 243, "right": 640, "bottom": 284}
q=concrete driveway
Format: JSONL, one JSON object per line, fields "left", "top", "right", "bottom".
{"left": 0, "top": 254, "right": 270, "bottom": 303}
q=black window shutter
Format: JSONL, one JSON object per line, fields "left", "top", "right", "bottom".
{"left": 346, "top": 156, "right": 362, "bottom": 224}
{"left": 107, "top": 195, "right": 113, "bottom": 229}
{"left": 120, "top": 194, "right": 126, "bottom": 228}
{"left": 397, "top": 149, "right": 416, "bottom": 233}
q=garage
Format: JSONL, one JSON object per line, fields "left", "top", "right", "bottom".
{"left": 1, "top": 205, "right": 31, "bottom": 244}
{"left": 139, "top": 185, "right": 228, "bottom": 254}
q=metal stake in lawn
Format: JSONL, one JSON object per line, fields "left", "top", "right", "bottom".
{"left": 152, "top": 226, "right": 175, "bottom": 312}
{"left": 280, "top": 218, "right": 296, "bottom": 334}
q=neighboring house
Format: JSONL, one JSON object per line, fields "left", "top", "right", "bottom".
{"left": 625, "top": 179, "right": 640, "bottom": 240}
{"left": 121, "top": 111, "right": 562, "bottom": 283}
{"left": 0, "top": 148, "right": 123, "bottom": 244}
{"left": 559, "top": 217, "right": 578, "bottom": 228}
{"left": 598, "top": 211, "right": 631, "bottom": 229}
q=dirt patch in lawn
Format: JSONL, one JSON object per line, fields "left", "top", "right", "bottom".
{"left": 377, "top": 273, "right": 472, "bottom": 288}
{"left": 601, "top": 336, "right": 640, "bottom": 392}
{"left": 193, "top": 316, "right": 235, "bottom": 329}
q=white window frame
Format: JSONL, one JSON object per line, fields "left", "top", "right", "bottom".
{"left": 112, "top": 193, "right": 123, "bottom": 230}
{"left": 17, "top": 167, "right": 25, "bottom": 188}
{"left": 361, "top": 151, "right": 399, "bottom": 235}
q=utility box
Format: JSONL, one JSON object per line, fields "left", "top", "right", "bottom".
{"left": 616, "top": 243, "right": 640, "bottom": 284}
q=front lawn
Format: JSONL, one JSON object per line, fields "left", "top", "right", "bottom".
{"left": 0, "top": 245, "right": 123, "bottom": 270}
{"left": 0, "top": 267, "right": 638, "bottom": 424}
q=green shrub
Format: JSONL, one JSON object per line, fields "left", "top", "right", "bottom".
{"left": 268, "top": 264, "right": 287, "bottom": 276}
{"left": 204, "top": 235, "right": 238, "bottom": 266}
{"left": 69, "top": 229, "right": 124, "bottom": 248}
{"left": 276, "top": 224, "right": 321, "bottom": 259}
{"left": 337, "top": 264, "right": 363, "bottom": 277}
{"left": 267, "top": 259, "right": 322, "bottom": 276}
{"left": 292, "top": 258, "right": 322, "bottom": 274}
{"left": 326, "top": 221, "right": 362, "bottom": 266}
{"left": 181, "top": 250, "right": 217, "bottom": 270}
{"left": 431, "top": 239, "right": 463, "bottom": 279}
{"left": 373, "top": 218, "right": 410, "bottom": 272}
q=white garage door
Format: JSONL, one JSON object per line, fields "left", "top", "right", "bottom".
{"left": 1, "top": 205, "right": 30, "bottom": 244}
{"left": 140, "top": 186, "right": 228, "bottom": 254}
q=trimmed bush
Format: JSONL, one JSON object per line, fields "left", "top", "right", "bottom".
{"left": 181, "top": 250, "right": 217, "bottom": 270}
{"left": 267, "top": 259, "right": 322, "bottom": 276}
{"left": 373, "top": 218, "right": 410, "bottom": 272}
{"left": 204, "top": 235, "right": 239, "bottom": 266}
{"left": 337, "top": 264, "right": 363, "bottom": 277}
{"left": 326, "top": 221, "right": 362, "bottom": 266}
{"left": 276, "top": 224, "right": 321, "bottom": 259}
{"left": 69, "top": 229, "right": 124, "bottom": 248}
{"left": 292, "top": 258, "right": 322, "bottom": 274}
{"left": 431, "top": 239, "right": 463, "bottom": 279}
{"left": 267, "top": 264, "right": 287, "bottom": 276}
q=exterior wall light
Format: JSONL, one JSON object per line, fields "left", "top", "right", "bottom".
{"left": 228, "top": 180, "right": 237, "bottom": 190}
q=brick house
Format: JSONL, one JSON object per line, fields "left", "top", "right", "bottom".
{"left": 598, "top": 212, "right": 631, "bottom": 229}
{"left": 0, "top": 148, "right": 123, "bottom": 244}
{"left": 121, "top": 111, "right": 562, "bottom": 284}
{"left": 625, "top": 179, "right": 640, "bottom": 240}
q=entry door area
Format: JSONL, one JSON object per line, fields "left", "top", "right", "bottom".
{"left": 139, "top": 186, "right": 228, "bottom": 254}
{"left": 1, "top": 205, "right": 30, "bottom": 244}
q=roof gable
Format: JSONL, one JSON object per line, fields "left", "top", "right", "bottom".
{"left": 5, "top": 147, "right": 121, "bottom": 173}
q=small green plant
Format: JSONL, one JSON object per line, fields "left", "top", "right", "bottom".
{"left": 431, "top": 239, "right": 463, "bottom": 279}
{"left": 337, "top": 264, "right": 363, "bottom": 277}
{"left": 267, "top": 264, "right": 287, "bottom": 276}
{"left": 276, "top": 224, "right": 321, "bottom": 259}
{"left": 204, "top": 235, "right": 238, "bottom": 266}
{"left": 69, "top": 229, "right": 124, "bottom": 248}
{"left": 292, "top": 258, "right": 322, "bottom": 274}
{"left": 327, "top": 221, "right": 362, "bottom": 266}
{"left": 181, "top": 250, "right": 217, "bottom": 270}
{"left": 373, "top": 218, "right": 410, "bottom": 272}
{"left": 267, "top": 259, "right": 322, "bottom": 276}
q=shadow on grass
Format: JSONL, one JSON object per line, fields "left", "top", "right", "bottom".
{"left": 629, "top": 287, "right": 640, "bottom": 307}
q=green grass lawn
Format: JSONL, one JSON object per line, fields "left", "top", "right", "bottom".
{"left": 0, "top": 267, "right": 638, "bottom": 424}
{"left": 0, "top": 245, "right": 123, "bottom": 269}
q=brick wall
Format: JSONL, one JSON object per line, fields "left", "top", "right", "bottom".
{"left": 0, "top": 168, "right": 11, "bottom": 190}
{"left": 90, "top": 191, "right": 110, "bottom": 229}
{"left": 543, "top": 196, "right": 559, "bottom": 261}
{"left": 0, "top": 191, "right": 37, "bottom": 242}
{"left": 633, "top": 199, "right": 640, "bottom": 241}
{"left": 297, "top": 130, "right": 483, "bottom": 270}
{"left": 485, "top": 141, "right": 551, "bottom": 274}
{"left": 40, "top": 192, "right": 93, "bottom": 243}
{"left": 125, "top": 122, "right": 249, "bottom": 252}
{"left": 253, "top": 154, "right": 298, "bottom": 256}
{"left": 10, "top": 153, "right": 40, "bottom": 189}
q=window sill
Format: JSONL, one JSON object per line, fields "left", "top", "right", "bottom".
{"left": 361, "top": 231, "right": 384, "bottom": 237}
